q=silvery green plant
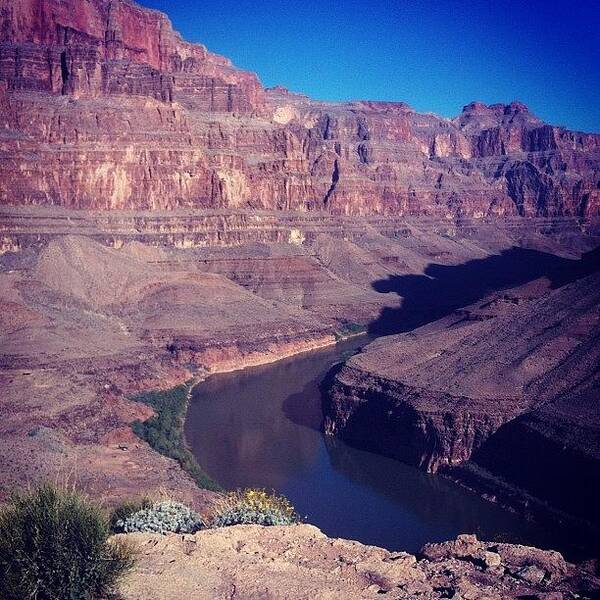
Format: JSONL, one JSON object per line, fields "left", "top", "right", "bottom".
{"left": 212, "top": 506, "right": 296, "bottom": 527}
{"left": 115, "top": 500, "right": 203, "bottom": 534}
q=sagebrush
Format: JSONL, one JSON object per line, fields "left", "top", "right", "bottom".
{"left": 114, "top": 499, "right": 203, "bottom": 534}
{"left": 109, "top": 496, "right": 153, "bottom": 533}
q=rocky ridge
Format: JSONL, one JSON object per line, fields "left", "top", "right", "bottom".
{"left": 325, "top": 261, "right": 600, "bottom": 534}
{"left": 0, "top": 0, "right": 599, "bottom": 216}
{"left": 2, "top": 210, "right": 597, "bottom": 507}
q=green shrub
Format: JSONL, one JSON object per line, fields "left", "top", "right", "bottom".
{"left": 210, "top": 488, "right": 299, "bottom": 527}
{"left": 114, "top": 500, "right": 203, "bottom": 534}
{"left": 0, "top": 483, "right": 134, "bottom": 600}
{"left": 109, "top": 497, "right": 153, "bottom": 533}
{"left": 333, "top": 321, "right": 366, "bottom": 340}
{"left": 131, "top": 383, "right": 221, "bottom": 492}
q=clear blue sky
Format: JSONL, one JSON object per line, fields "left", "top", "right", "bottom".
{"left": 138, "top": 0, "right": 600, "bottom": 133}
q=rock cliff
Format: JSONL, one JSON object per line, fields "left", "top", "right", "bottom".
{"left": 1, "top": 0, "right": 600, "bottom": 575}
{"left": 0, "top": 0, "right": 599, "bottom": 216}
{"left": 325, "top": 262, "right": 600, "bottom": 529}
{"left": 3, "top": 208, "right": 596, "bottom": 507}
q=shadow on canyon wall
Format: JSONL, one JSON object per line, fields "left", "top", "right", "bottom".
{"left": 283, "top": 343, "right": 367, "bottom": 432}
{"left": 368, "top": 245, "right": 600, "bottom": 335}
{"left": 289, "top": 245, "right": 600, "bottom": 436}
{"left": 470, "top": 387, "right": 600, "bottom": 528}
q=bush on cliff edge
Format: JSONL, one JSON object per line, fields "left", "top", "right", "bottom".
{"left": 0, "top": 483, "right": 134, "bottom": 600}
{"left": 113, "top": 499, "right": 204, "bottom": 535}
{"left": 210, "top": 488, "right": 299, "bottom": 527}
{"left": 109, "top": 496, "right": 153, "bottom": 533}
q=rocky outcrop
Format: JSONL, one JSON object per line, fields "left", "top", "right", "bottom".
{"left": 0, "top": 233, "right": 338, "bottom": 503}
{"left": 325, "top": 268, "right": 600, "bottom": 486}
{"left": 325, "top": 357, "right": 530, "bottom": 472}
{"left": 0, "top": 0, "right": 264, "bottom": 107}
{"left": 0, "top": 0, "right": 598, "bottom": 216}
{"left": 118, "top": 526, "right": 600, "bottom": 599}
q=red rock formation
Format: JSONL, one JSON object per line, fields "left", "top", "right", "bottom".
{"left": 0, "top": 0, "right": 599, "bottom": 216}
{"left": 0, "top": 0, "right": 264, "bottom": 107}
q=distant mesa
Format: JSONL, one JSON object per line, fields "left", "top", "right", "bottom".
{"left": 462, "top": 100, "right": 531, "bottom": 115}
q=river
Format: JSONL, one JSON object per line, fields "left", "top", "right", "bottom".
{"left": 185, "top": 336, "right": 554, "bottom": 554}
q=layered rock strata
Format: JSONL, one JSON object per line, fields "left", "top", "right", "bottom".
{"left": 0, "top": 0, "right": 599, "bottom": 216}
{"left": 325, "top": 266, "right": 600, "bottom": 527}
{"left": 1, "top": 207, "right": 599, "bottom": 505}
{"left": 1, "top": 0, "right": 600, "bottom": 570}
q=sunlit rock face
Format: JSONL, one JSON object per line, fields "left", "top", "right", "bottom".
{"left": 0, "top": 0, "right": 598, "bottom": 215}
{"left": 117, "top": 527, "right": 600, "bottom": 599}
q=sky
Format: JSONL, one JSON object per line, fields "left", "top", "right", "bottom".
{"left": 137, "top": 0, "right": 600, "bottom": 133}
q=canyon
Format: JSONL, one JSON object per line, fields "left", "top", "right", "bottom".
{"left": 0, "top": 0, "right": 599, "bottom": 597}
{"left": 8, "top": 209, "right": 596, "bottom": 507}
{"left": 325, "top": 260, "right": 600, "bottom": 527}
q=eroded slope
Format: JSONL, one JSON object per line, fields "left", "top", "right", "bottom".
{"left": 325, "top": 263, "right": 600, "bottom": 530}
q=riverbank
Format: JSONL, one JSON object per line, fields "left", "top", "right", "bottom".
{"left": 323, "top": 263, "right": 600, "bottom": 559}
{"left": 184, "top": 325, "right": 368, "bottom": 377}
{"left": 183, "top": 334, "right": 565, "bottom": 556}
{"left": 130, "top": 382, "right": 222, "bottom": 492}
{"left": 127, "top": 329, "right": 371, "bottom": 496}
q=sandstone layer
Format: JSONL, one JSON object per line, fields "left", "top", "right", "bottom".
{"left": 0, "top": 0, "right": 599, "bottom": 216}
{"left": 118, "top": 525, "right": 600, "bottom": 599}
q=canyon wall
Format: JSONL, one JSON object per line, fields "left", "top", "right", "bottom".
{"left": 1, "top": 0, "right": 600, "bottom": 547}
{"left": 324, "top": 264, "right": 600, "bottom": 528}
{"left": 0, "top": 0, "right": 599, "bottom": 216}
{"left": 3, "top": 202, "right": 597, "bottom": 507}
